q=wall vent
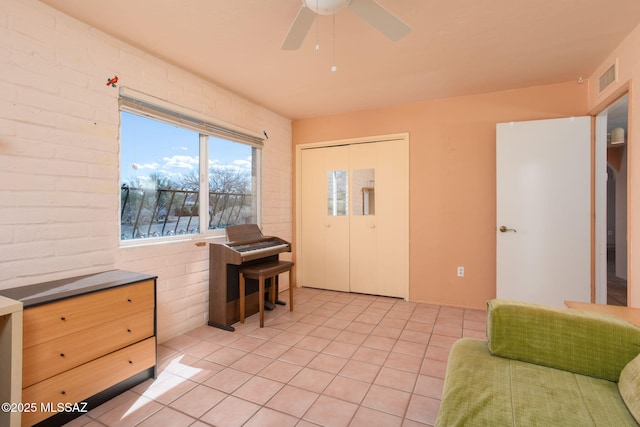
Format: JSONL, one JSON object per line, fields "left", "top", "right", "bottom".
{"left": 599, "top": 63, "right": 617, "bottom": 93}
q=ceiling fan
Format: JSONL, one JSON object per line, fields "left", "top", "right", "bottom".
{"left": 281, "top": 0, "right": 411, "bottom": 50}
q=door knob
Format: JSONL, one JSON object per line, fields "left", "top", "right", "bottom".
{"left": 499, "top": 226, "right": 516, "bottom": 233}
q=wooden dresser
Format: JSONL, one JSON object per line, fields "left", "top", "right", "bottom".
{"left": 0, "top": 270, "right": 157, "bottom": 427}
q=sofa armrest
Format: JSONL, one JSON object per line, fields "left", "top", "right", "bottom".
{"left": 487, "top": 299, "right": 640, "bottom": 382}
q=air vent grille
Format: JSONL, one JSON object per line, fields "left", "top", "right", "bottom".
{"left": 599, "top": 63, "right": 616, "bottom": 93}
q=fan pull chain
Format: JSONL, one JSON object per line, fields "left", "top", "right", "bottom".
{"left": 315, "top": 0, "right": 320, "bottom": 52}
{"left": 331, "top": 14, "right": 337, "bottom": 72}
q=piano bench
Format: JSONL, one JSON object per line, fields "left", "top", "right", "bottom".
{"left": 239, "top": 260, "right": 295, "bottom": 327}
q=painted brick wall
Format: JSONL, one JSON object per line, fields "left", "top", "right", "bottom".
{"left": 0, "top": 0, "right": 292, "bottom": 341}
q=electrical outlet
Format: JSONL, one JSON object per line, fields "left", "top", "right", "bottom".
{"left": 457, "top": 266, "right": 464, "bottom": 277}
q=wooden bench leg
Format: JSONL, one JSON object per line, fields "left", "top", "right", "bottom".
{"left": 239, "top": 273, "right": 246, "bottom": 324}
{"left": 288, "top": 269, "right": 294, "bottom": 311}
{"left": 259, "top": 275, "right": 265, "bottom": 327}
{"left": 269, "top": 276, "right": 276, "bottom": 305}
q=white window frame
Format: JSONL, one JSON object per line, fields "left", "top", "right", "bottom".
{"left": 119, "top": 88, "right": 263, "bottom": 246}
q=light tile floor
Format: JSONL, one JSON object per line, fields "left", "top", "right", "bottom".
{"left": 64, "top": 287, "right": 486, "bottom": 427}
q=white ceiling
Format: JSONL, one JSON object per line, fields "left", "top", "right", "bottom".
{"left": 40, "top": 0, "right": 640, "bottom": 120}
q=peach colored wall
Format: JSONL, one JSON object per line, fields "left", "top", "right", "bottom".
{"left": 588, "top": 22, "right": 640, "bottom": 308}
{"left": 293, "top": 82, "right": 588, "bottom": 310}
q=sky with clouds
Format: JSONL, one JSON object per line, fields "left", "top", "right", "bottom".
{"left": 120, "top": 111, "right": 252, "bottom": 187}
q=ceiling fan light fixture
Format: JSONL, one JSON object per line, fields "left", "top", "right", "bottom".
{"left": 304, "top": 0, "right": 349, "bottom": 15}
{"left": 282, "top": 0, "right": 410, "bottom": 50}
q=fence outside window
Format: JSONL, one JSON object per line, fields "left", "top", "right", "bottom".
{"left": 120, "top": 185, "right": 254, "bottom": 240}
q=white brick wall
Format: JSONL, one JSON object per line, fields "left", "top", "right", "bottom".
{"left": 0, "top": 0, "right": 293, "bottom": 342}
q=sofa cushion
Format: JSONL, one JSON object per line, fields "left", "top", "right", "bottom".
{"left": 436, "top": 338, "right": 639, "bottom": 427}
{"left": 487, "top": 299, "right": 640, "bottom": 381}
{"left": 619, "top": 353, "right": 640, "bottom": 423}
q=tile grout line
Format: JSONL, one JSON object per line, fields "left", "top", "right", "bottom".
{"left": 70, "top": 288, "right": 485, "bottom": 427}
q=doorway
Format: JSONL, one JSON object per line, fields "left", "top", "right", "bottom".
{"left": 597, "top": 95, "right": 629, "bottom": 306}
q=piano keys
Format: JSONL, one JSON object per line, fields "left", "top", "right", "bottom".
{"left": 208, "top": 224, "right": 291, "bottom": 331}
{"left": 229, "top": 239, "right": 290, "bottom": 262}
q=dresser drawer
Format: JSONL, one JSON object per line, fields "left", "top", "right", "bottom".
{"left": 23, "top": 280, "right": 154, "bottom": 348}
{"left": 23, "top": 309, "right": 154, "bottom": 388}
{"left": 22, "top": 337, "right": 156, "bottom": 427}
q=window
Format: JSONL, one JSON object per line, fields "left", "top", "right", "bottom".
{"left": 327, "top": 170, "right": 348, "bottom": 216}
{"left": 119, "top": 93, "right": 262, "bottom": 242}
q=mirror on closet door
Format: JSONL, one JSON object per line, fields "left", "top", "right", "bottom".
{"left": 327, "top": 170, "right": 348, "bottom": 216}
{"left": 353, "top": 169, "right": 375, "bottom": 215}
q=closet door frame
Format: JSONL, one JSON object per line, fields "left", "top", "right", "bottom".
{"left": 295, "top": 133, "right": 409, "bottom": 300}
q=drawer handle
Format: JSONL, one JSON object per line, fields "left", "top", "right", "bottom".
{"left": 60, "top": 353, "right": 65, "bottom": 358}
{"left": 60, "top": 316, "right": 66, "bottom": 321}
{"left": 128, "top": 360, "right": 133, "bottom": 364}
{"left": 127, "top": 299, "right": 132, "bottom": 303}
{"left": 60, "top": 390, "right": 66, "bottom": 395}
{"left": 127, "top": 329, "right": 132, "bottom": 333}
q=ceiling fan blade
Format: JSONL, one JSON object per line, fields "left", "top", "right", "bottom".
{"left": 347, "top": 0, "right": 411, "bottom": 41}
{"left": 281, "top": 6, "right": 317, "bottom": 50}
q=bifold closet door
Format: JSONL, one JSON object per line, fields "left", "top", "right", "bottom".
{"left": 349, "top": 140, "right": 408, "bottom": 298}
{"left": 299, "top": 138, "right": 408, "bottom": 299}
{"left": 300, "top": 146, "right": 350, "bottom": 292}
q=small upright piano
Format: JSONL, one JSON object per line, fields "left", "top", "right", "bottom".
{"left": 208, "top": 224, "right": 291, "bottom": 331}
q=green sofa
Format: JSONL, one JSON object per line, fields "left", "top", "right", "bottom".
{"left": 435, "top": 299, "right": 640, "bottom": 426}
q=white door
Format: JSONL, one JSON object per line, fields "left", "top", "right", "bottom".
{"left": 496, "top": 117, "right": 591, "bottom": 306}
{"left": 300, "top": 146, "right": 350, "bottom": 292}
